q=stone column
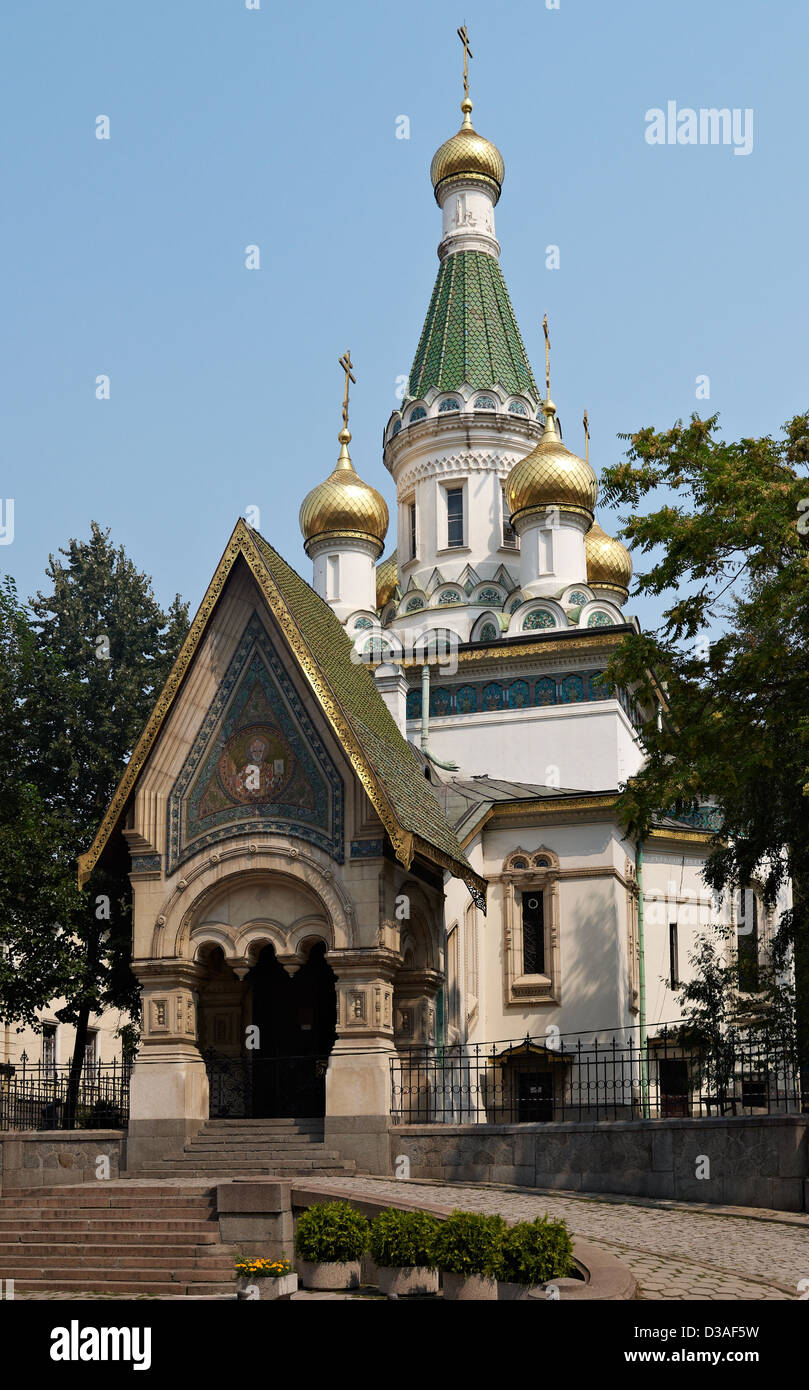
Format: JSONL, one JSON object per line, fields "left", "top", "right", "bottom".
{"left": 127, "top": 959, "right": 208, "bottom": 1170}
{"left": 393, "top": 968, "right": 443, "bottom": 1123}
{"left": 324, "top": 947, "right": 401, "bottom": 1174}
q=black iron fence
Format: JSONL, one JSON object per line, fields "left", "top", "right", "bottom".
{"left": 391, "top": 1023, "right": 806, "bottom": 1125}
{"left": 204, "top": 1050, "right": 330, "bottom": 1119}
{"left": 0, "top": 1055, "right": 132, "bottom": 1132}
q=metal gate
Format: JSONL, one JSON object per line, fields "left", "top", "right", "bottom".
{"left": 204, "top": 1051, "right": 329, "bottom": 1119}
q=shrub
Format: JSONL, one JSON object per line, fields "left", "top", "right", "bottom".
{"left": 432, "top": 1210, "right": 506, "bottom": 1278}
{"left": 499, "top": 1215, "right": 574, "bottom": 1286}
{"left": 294, "top": 1201, "right": 369, "bottom": 1264}
{"left": 368, "top": 1208, "right": 441, "bottom": 1269}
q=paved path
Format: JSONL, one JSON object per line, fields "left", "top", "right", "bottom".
{"left": 317, "top": 1177, "right": 809, "bottom": 1301}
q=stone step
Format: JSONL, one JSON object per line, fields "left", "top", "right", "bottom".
{"left": 181, "top": 1146, "right": 339, "bottom": 1158}
{"left": 9, "top": 1278, "right": 235, "bottom": 1296}
{"left": 0, "top": 1245, "right": 232, "bottom": 1264}
{"left": 1, "top": 1261, "right": 236, "bottom": 1281}
{"left": 0, "top": 1228, "right": 221, "bottom": 1246}
{"left": 204, "top": 1117, "right": 323, "bottom": 1127}
{"left": 0, "top": 1217, "right": 219, "bottom": 1234}
{"left": 185, "top": 1135, "right": 324, "bottom": 1147}
{"left": 0, "top": 1193, "right": 213, "bottom": 1209}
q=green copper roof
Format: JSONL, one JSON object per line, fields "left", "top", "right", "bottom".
{"left": 408, "top": 250, "right": 539, "bottom": 401}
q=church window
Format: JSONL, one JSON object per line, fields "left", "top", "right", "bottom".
{"left": 560, "top": 674, "right": 585, "bottom": 702}
{"left": 392, "top": 419, "right": 402, "bottom": 436}
{"left": 522, "top": 608, "right": 556, "bottom": 630}
{"left": 439, "top": 398, "right": 461, "bottom": 413}
{"left": 508, "top": 400, "right": 528, "bottom": 415}
{"left": 409, "top": 501, "right": 417, "bottom": 559}
{"left": 363, "top": 635, "right": 392, "bottom": 660}
{"left": 474, "top": 396, "right": 497, "bottom": 410}
{"left": 405, "top": 596, "right": 425, "bottom": 612}
{"left": 669, "top": 921, "right": 680, "bottom": 990}
{"left": 477, "top": 587, "right": 502, "bottom": 604}
{"left": 439, "top": 589, "right": 463, "bottom": 604}
{"left": 446, "top": 925, "right": 460, "bottom": 1033}
{"left": 509, "top": 595, "right": 524, "bottom": 613}
{"left": 478, "top": 622, "right": 498, "bottom": 643}
{"left": 502, "top": 488, "right": 518, "bottom": 548}
{"left": 736, "top": 888, "right": 760, "bottom": 993}
{"left": 568, "top": 590, "right": 589, "bottom": 607}
{"left": 353, "top": 616, "right": 373, "bottom": 629}
{"left": 521, "top": 890, "right": 545, "bottom": 974}
{"left": 42, "top": 1024, "right": 56, "bottom": 1071}
{"left": 446, "top": 487, "right": 464, "bottom": 547}
{"left": 464, "top": 901, "right": 478, "bottom": 1015}
{"left": 409, "top": 406, "right": 427, "bottom": 423}
{"left": 512, "top": 858, "right": 529, "bottom": 870}
{"left": 326, "top": 555, "right": 340, "bottom": 600}
{"left": 587, "top": 610, "right": 613, "bottom": 627}
{"left": 535, "top": 677, "right": 556, "bottom": 704}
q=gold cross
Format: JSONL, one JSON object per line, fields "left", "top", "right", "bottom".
{"left": 457, "top": 25, "right": 473, "bottom": 100}
{"left": 542, "top": 313, "right": 551, "bottom": 398}
{"left": 583, "top": 408, "right": 590, "bottom": 466}
{"left": 338, "top": 350, "right": 355, "bottom": 431}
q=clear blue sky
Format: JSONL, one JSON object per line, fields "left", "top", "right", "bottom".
{"left": 1, "top": 0, "right": 807, "bottom": 633}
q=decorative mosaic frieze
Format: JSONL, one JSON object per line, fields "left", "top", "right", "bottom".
{"left": 406, "top": 669, "right": 624, "bottom": 721}
{"left": 350, "top": 839, "right": 384, "bottom": 858}
{"left": 130, "top": 854, "right": 161, "bottom": 875}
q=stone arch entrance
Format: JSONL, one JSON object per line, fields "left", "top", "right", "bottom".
{"left": 197, "top": 938, "right": 337, "bottom": 1118}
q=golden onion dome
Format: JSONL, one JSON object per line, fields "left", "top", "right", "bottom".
{"left": 430, "top": 98, "right": 504, "bottom": 204}
{"left": 507, "top": 401, "right": 598, "bottom": 525}
{"left": 299, "top": 430, "right": 389, "bottom": 557}
{"left": 376, "top": 553, "right": 398, "bottom": 610}
{"left": 585, "top": 520, "right": 632, "bottom": 600}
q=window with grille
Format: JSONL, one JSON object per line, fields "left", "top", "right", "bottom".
{"left": 502, "top": 487, "right": 517, "bottom": 548}
{"left": 522, "top": 891, "right": 545, "bottom": 974}
{"left": 409, "top": 501, "right": 417, "bottom": 560}
{"left": 42, "top": 1025, "right": 56, "bottom": 1071}
{"left": 446, "top": 487, "right": 464, "bottom": 548}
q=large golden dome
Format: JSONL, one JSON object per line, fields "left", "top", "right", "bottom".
{"left": 300, "top": 430, "right": 388, "bottom": 557}
{"left": 585, "top": 520, "right": 632, "bottom": 600}
{"left": 507, "top": 401, "right": 598, "bottom": 525}
{"left": 430, "top": 98, "right": 504, "bottom": 204}
{"left": 376, "top": 553, "right": 398, "bottom": 610}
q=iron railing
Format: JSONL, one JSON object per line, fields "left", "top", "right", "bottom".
{"left": 0, "top": 1054, "right": 132, "bottom": 1132}
{"left": 204, "top": 1050, "right": 330, "bottom": 1119}
{"left": 390, "top": 1022, "right": 806, "bottom": 1125}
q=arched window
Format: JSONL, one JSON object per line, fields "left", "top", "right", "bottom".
{"left": 474, "top": 396, "right": 497, "bottom": 410}
{"left": 438, "top": 398, "right": 461, "bottom": 413}
{"left": 508, "top": 400, "right": 528, "bottom": 415}
{"left": 523, "top": 608, "right": 556, "bottom": 630}
{"left": 567, "top": 590, "right": 589, "bottom": 607}
{"left": 409, "top": 406, "right": 427, "bottom": 423}
{"left": 391, "top": 419, "right": 402, "bottom": 436}
{"left": 501, "top": 849, "right": 560, "bottom": 1005}
{"left": 478, "top": 622, "right": 498, "bottom": 643}
{"left": 587, "top": 611, "right": 613, "bottom": 627}
{"left": 405, "top": 596, "right": 425, "bottom": 612}
{"left": 353, "top": 616, "right": 373, "bottom": 630}
{"left": 521, "top": 889, "right": 545, "bottom": 974}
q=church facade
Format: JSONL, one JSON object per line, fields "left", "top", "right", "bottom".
{"left": 80, "top": 63, "right": 786, "bottom": 1172}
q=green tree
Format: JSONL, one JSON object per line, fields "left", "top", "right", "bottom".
{"left": 1, "top": 524, "right": 189, "bottom": 1119}
{"left": 600, "top": 411, "right": 809, "bottom": 1101}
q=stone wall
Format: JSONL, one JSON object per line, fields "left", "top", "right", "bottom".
{"left": 390, "top": 1114, "right": 809, "bottom": 1212}
{"left": 0, "top": 1131, "right": 126, "bottom": 1193}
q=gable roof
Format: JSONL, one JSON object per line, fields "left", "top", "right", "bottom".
{"left": 78, "top": 520, "right": 486, "bottom": 904}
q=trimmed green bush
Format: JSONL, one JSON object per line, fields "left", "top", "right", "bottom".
{"left": 294, "top": 1201, "right": 369, "bottom": 1264}
{"left": 499, "top": 1214, "right": 574, "bottom": 1286}
{"left": 368, "top": 1208, "right": 441, "bottom": 1269}
{"left": 432, "top": 1210, "right": 506, "bottom": 1278}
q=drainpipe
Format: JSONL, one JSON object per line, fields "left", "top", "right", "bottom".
{"left": 636, "top": 838, "right": 650, "bottom": 1117}
{"left": 419, "top": 664, "right": 458, "bottom": 772}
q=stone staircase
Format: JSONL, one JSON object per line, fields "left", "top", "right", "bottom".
{"left": 129, "top": 1117, "right": 358, "bottom": 1178}
{"left": 0, "top": 1183, "right": 236, "bottom": 1296}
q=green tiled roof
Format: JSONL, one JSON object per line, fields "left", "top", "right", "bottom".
{"left": 408, "top": 250, "right": 538, "bottom": 401}
{"left": 250, "top": 530, "right": 486, "bottom": 903}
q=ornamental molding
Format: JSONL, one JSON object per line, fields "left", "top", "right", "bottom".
{"left": 385, "top": 414, "right": 540, "bottom": 478}
{"left": 395, "top": 450, "right": 523, "bottom": 494}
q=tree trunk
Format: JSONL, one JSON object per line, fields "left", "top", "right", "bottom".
{"left": 65, "top": 997, "right": 92, "bottom": 1129}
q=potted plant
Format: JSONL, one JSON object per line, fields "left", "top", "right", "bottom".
{"left": 294, "top": 1201, "right": 369, "bottom": 1290}
{"left": 368, "top": 1208, "right": 441, "bottom": 1297}
{"left": 433, "top": 1210, "right": 506, "bottom": 1300}
{"left": 234, "top": 1254, "right": 298, "bottom": 1300}
{"left": 497, "top": 1215, "right": 575, "bottom": 1300}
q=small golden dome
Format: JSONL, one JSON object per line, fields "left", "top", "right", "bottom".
{"left": 430, "top": 99, "right": 504, "bottom": 204}
{"left": 585, "top": 520, "right": 632, "bottom": 600}
{"left": 376, "top": 553, "right": 398, "bottom": 610}
{"left": 507, "top": 401, "right": 598, "bottom": 525}
{"left": 299, "top": 430, "right": 389, "bottom": 557}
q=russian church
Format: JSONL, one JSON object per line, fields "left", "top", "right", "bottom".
{"left": 79, "top": 49, "right": 779, "bottom": 1173}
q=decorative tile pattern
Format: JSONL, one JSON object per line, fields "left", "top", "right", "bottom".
{"left": 353, "top": 616, "right": 373, "bottom": 629}
{"left": 130, "top": 854, "right": 161, "bottom": 874}
{"left": 474, "top": 396, "right": 497, "bottom": 410}
{"left": 568, "top": 590, "right": 589, "bottom": 607}
{"left": 536, "top": 677, "right": 557, "bottom": 705}
{"left": 587, "top": 610, "right": 613, "bottom": 627}
{"left": 522, "top": 608, "right": 557, "bottom": 630}
{"left": 508, "top": 679, "right": 530, "bottom": 708}
{"left": 478, "top": 622, "right": 498, "bottom": 643}
{"left": 404, "top": 671, "right": 618, "bottom": 718}
{"left": 167, "top": 612, "right": 344, "bottom": 871}
{"left": 508, "top": 401, "right": 528, "bottom": 415}
{"left": 430, "top": 687, "right": 453, "bottom": 717}
{"left": 560, "top": 674, "right": 585, "bottom": 703}
{"left": 406, "top": 690, "right": 422, "bottom": 720}
{"left": 350, "top": 839, "right": 385, "bottom": 857}
{"left": 407, "top": 251, "right": 539, "bottom": 400}
{"left": 456, "top": 685, "right": 478, "bottom": 713}
{"left": 476, "top": 587, "right": 502, "bottom": 604}
{"left": 482, "top": 682, "right": 504, "bottom": 710}
{"left": 438, "top": 398, "right": 461, "bottom": 413}
{"left": 438, "top": 590, "right": 463, "bottom": 605}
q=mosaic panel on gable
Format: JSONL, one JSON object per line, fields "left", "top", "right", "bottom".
{"left": 167, "top": 613, "right": 344, "bottom": 871}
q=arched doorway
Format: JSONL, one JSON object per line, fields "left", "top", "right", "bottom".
{"left": 247, "top": 942, "right": 337, "bottom": 1117}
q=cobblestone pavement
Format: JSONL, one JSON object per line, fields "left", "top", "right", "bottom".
{"left": 316, "top": 1177, "right": 809, "bottom": 1301}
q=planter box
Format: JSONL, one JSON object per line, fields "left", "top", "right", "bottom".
{"left": 441, "top": 1271, "right": 498, "bottom": 1301}
{"left": 377, "top": 1266, "right": 439, "bottom": 1297}
{"left": 298, "top": 1260, "right": 361, "bottom": 1291}
{"left": 497, "top": 1280, "right": 548, "bottom": 1301}
{"left": 236, "top": 1274, "right": 298, "bottom": 1300}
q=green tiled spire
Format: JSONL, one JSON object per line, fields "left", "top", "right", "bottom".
{"left": 408, "top": 250, "right": 539, "bottom": 401}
